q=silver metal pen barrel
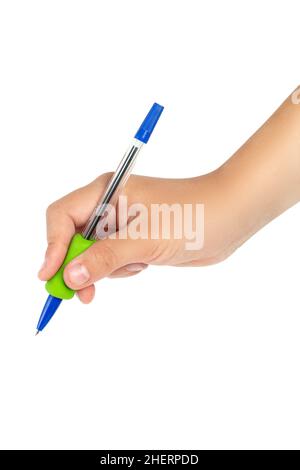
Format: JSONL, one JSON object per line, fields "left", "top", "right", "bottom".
{"left": 82, "top": 139, "right": 143, "bottom": 240}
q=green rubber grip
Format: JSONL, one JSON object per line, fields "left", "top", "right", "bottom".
{"left": 46, "top": 233, "right": 95, "bottom": 300}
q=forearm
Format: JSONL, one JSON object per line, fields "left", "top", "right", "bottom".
{"left": 215, "top": 89, "right": 300, "bottom": 253}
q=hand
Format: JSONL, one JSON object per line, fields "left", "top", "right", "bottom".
{"left": 38, "top": 171, "right": 232, "bottom": 304}
{"left": 38, "top": 87, "right": 300, "bottom": 304}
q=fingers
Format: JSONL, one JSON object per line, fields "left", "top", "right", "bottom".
{"left": 63, "top": 231, "right": 156, "bottom": 290}
{"left": 38, "top": 174, "right": 112, "bottom": 281}
{"left": 38, "top": 206, "right": 75, "bottom": 280}
{"left": 76, "top": 284, "right": 96, "bottom": 304}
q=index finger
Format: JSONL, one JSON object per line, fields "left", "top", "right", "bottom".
{"left": 38, "top": 174, "right": 113, "bottom": 281}
{"left": 38, "top": 204, "right": 75, "bottom": 281}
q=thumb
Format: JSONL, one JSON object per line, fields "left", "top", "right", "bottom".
{"left": 63, "top": 233, "right": 157, "bottom": 290}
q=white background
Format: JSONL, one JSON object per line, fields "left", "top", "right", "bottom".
{"left": 0, "top": 0, "right": 300, "bottom": 450}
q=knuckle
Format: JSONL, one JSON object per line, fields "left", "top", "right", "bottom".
{"left": 46, "top": 200, "right": 61, "bottom": 216}
{"left": 46, "top": 203, "right": 55, "bottom": 216}
{"left": 146, "top": 239, "right": 166, "bottom": 264}
{"left": 46, "top": 199, "right": 68, "bottom": 221}
{"left": 96, "top": 172, "right": 113, "bottom": 187}
{"left": 102, "top": 171, "right": 114, "bottom": 180}
{"left": 92, "top": 243, "right": 118, "bottom": 274}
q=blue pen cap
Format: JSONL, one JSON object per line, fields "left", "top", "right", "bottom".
{"left": 134, "top": 103, "right": 164, "bottom": 144}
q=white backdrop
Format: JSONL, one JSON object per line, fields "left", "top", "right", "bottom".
{"left": 0, "top": 0, "right": 300, "bottom": 450}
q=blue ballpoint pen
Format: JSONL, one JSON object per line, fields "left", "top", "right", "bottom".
{"left": 36, "top": 103, "right": 164, "bottom": 334}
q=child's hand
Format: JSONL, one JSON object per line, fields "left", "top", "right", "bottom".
{"left": 38, "top": 87, "right": 300, "bottom": 304}
{"left": 38, "top": 172, "right": 230, "bottom": 304}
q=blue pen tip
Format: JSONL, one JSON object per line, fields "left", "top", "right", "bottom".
{"left": 134, "top": 102, "right": 164, "bottom": 144}
{"left": 36, "top": 295, "right": 62, "bottom": 333}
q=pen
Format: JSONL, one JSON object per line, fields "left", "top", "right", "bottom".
{"left": 36, "top": 102, "right": 164, "bottom": 334}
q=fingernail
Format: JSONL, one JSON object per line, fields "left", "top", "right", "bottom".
{"left": 126, "top": 263, "right": 147, "bottom": 272}
{"left": 67, "top": 263, "right": 90, "bottom": 286}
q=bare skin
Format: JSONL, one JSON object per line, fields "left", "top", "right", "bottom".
{"left": 38, "top": 88, "right": 300, "bottom": 304}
